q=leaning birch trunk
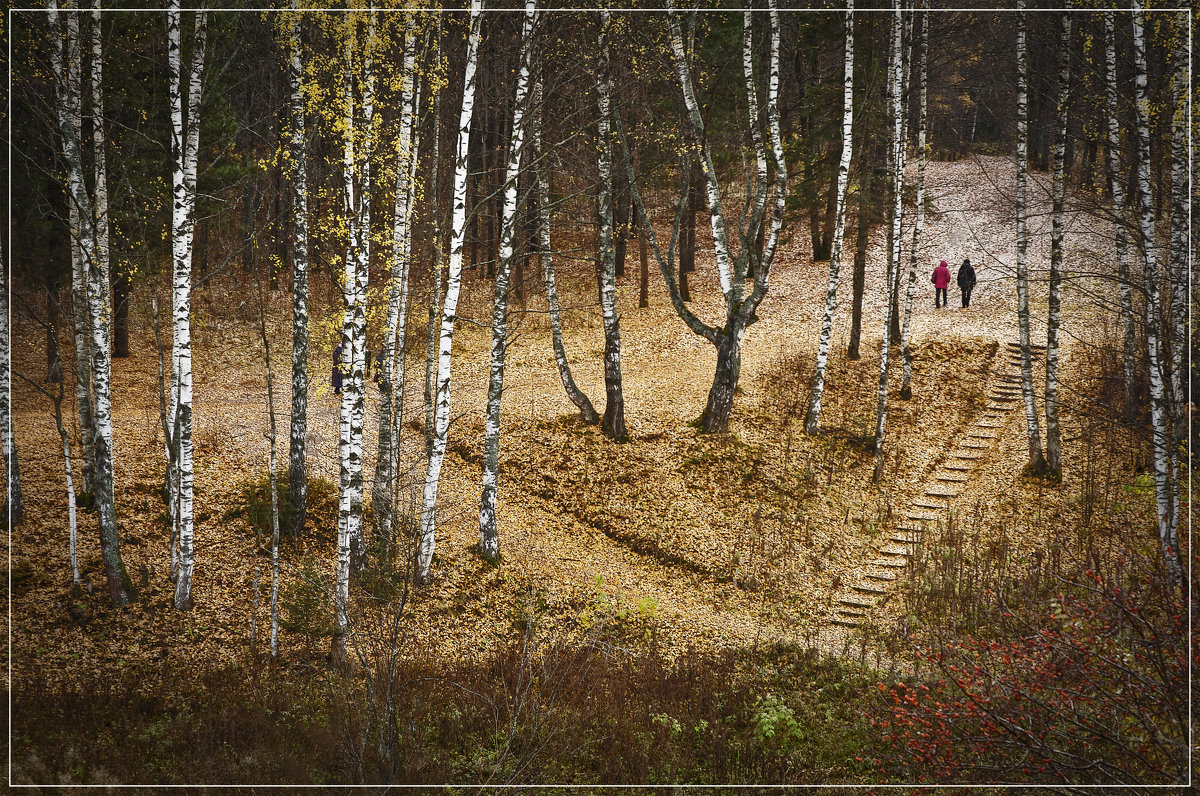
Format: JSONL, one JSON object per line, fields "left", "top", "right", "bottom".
{"left": 872, "top": 0, "right": 905, "bottom": 483}
{"left": 479, "top": 0, "right": 537, "bottom": 562}
{"left": 1104, "top": 13, "right": 1137, "bottom": 424}
{"left": 0, "top": 235, "right": 21, "bottom": 526}
{"left": 804, "top": 0, "right": 854, "bottom": 434}
{"left": 287, "top": 0, "right": 310, "bottom": 538}
{"left": 534, "top": 75, "right": 598, "bottom": 426}
{"left": 51, "top": 1, "right": 130, "bottom": 606}
{"left": 1131, "top": 1, "right": 1182, "bottom": 598}
{"left": 1014, "top": 1, "right": 1046, "bottom": 473}
{"left": 373, "top": 28, "right": 419, "bottom": 544}
{"left": 418, "top": 0, "right": 482, "bottom": 585}
{"left": 168, "top": 3, "right": 207, "bottom": 611}
{"left": 899, "top": 9, "right": 927, "bottom": 402}
{"left": 596, "top": 9, "right": 627, "bottom": 441}
{"left": 1044, "top": 14, "right": 1068, "bottom": 477}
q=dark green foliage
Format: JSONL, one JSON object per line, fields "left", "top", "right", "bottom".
{"left": 278, "top": 558, "right": 337, "bottom": 644}
{"left": 225, "top": 472, "right": 337, "bottom": 540}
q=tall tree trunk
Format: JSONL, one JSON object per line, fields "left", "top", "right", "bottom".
{"left": 0, "top": 236, "right": 21, "bottom": 526}
{"left": 1104, "top": 13, "right": 1137, "bottom": 424}
{"left": 846, "top": 158, "right": 873, "bottom": 361}
{"left": 1044, "top": 14, "right": 1069, "bottom": 477}
{"left": 534, "top": 77, "right": 598, "bottom": 425}
{"left": 480, "top": 1, "right": 537, "bottom": 561}
{"left": 418, "top": 0, "right": 482, "bottom": 585}
{"left": 1015, "top": 1, "right": 1046, "bottom": 473}
{"left": 899, "top": 9, "right": 927, "bottom": 402}
{"left": 1166, "top": 35, "right": 1187, "bottom": 463}
{"left": 287, "top": 0, "right": 310, "bottom": 538}
{"left": 804, "top": 0, "right": 854, "bottom": 434}
{"left": 425, "top": 25, "right": 444, "bottom": 457}
{"left": 1131, "top": 1, "right": 1182, "bottom": 598}
{"left": 872, "top": 0, "right": 905, "bottom": 483}
{"left": 168, "top": 3, "right": 206, "bottom": 611}
{"left": 373, "top": 28, "right": 419, "bottom": 546}
{"left": 637, "top": 212, "right": 649, "bottom": 309}
{"left": 52, "top": 1, "right": 131, "bottom": 606}
{"left": 596, "top": 9, "right": 627, "bottom": 441}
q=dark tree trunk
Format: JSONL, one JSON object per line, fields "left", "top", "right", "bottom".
{"left": 638, "top": 217, "right": 649, "bottom": 309}
{"left": 847, "top": 166, "right": 875, "bottom": 360}
{"left": 113, "top": 265, "right": 130, "bottom": 358}
{"left": 700, "top": 323, "right": 743, "bottom": 434}
{"left": 614, "top": 170, "right": 628, "bottom": 278}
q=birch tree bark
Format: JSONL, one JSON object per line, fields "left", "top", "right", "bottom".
{"left": 51, "top": 1, "right": 131, "bottom": 606}
{"left": 624, "top": 1, "right": 785, "bottom": 435}
{"left": 417, "top": 0, "right": 483, "bottom": 585}
{"left": 596, "top": 9, "right": 627, "bottom": 441}
{"left": 425, "top": 23, "right": 444, "bottom": 456}
{"left": 0, "top": 235, "right": 21, "bottom": 526}
{"left": 899, "top": 8, "right": 927, "bottom": 402}
{"left": 871, "top": 0, "right": 905, "bottom": 483}
{"left": 1166, "top": 32, "right": 1188, "bottom": 459}
{"left": 1015, "top": 0, "right": 1046, "bottom": 474}
{"left": 1104, "top": 13, "right": 1137, "bottom": 424}
{"left": 479, "top": 0, "right": 537, "bottom": 562}
{"left": 803, "top": 0, "right": 854, "bottom": 435}
{"left": 1044, "top": 14, "right": 1069, "bottom": 477}
{"left": 168, "top": 2, "right": 207, "bottom": 611}
{"left": 534, "top": 75, "right": 598, "bottom": 426}
{"left": 373, "top": 23, "right": 420, "bottom": 544}
{"left": 1131, "top": 0, "right": 1182, "bottom": 597}
{"left": 287, "top": 0, "right": 310, "bottom": 537}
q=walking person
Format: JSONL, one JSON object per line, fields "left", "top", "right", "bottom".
{"left": 957, "top": 258, "right": 976, "bottom": 308}
{"left": 932, "top": 259, "right": 951, "bottom": 308}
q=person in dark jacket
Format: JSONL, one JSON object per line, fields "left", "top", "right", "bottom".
{"left": 957, "top": 258, "right": 976, "bottom": 308}
{"left": 932, "top": 260, "right": 952, "bottom": 308}
{"left": 332, "top": 343, "right": 344, "bottom": 395}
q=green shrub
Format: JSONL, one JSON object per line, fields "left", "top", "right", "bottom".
{"left": 279, "top": 559, "right": 337, "bottom": 644}
{"left": 225, "top": 473, "right": 338, "bottom": 540}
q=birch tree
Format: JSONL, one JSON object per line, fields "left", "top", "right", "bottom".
{"left": 625, "top": 1, "right": 786, "bottom": 435}
{"left": 334, "top": 8, "right": 376, "bottom": 662}
{"left": 595, "top": 9, "right": 627, "bottom": 441}
{"left": 167, "top": 1, "right": 207, "bottom": 611}
{"left": 1044, "top": 14, "right": 1069, "bottom": 477}
{"left": 0, "top": 235, "right": 21, "bottom": 526}
{"left": 871, "top": 0, "right": 906, "bottom": 483}
{"left": 287, "top": 0, "right": 310, "bottom": 538}
{"left": 898, "top": 8, "right": 927, "bottom": 402}
{"left": 1165, "top": 27, "right": 1188, "bottom": 459}
{"left": 534, "top": 74, "right": 598, "bottom": 426}
{"left": 50, "top": 1, "right": 131, "bottom": 606}
{"left": 479, "top": 0, "right": 537, "bottom": 562}
{"left": 373, "top": 22, "right": 420, "bottom": 544}
{"left": 803, "top": 0, "right": 854, "bottom": 435}
{"left": 1014, "top": 0, "right": 1046, "bottom": 474}
{"left": 425, "top": 22, "right": 445, "bottom": 455}
{"left": 418, "top": 0, "right": 482, "bottom": 585}
{"left": 1104, "top": 13, "right": 1137, "bottom": 423}
{"left": 1131, "top": 0, "right": 1181, "bottom": 597}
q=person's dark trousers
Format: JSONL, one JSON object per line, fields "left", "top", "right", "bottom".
{"left": 936, "top": 287, "right": 947, "bottom": 307}
{"left": 961, "top": 286, "right": 973, "bottom": 307}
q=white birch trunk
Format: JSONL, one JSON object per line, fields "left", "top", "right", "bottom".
{"left": 1104, "top": 13, "right": 1137, "bottom": 423}
{"left": 1015, "top": 0, "right": 1045, "bottom": 472}
{"left": 373, "top": 26, "right": 419, "bottom": 543}
{"left": 168, "top": 3, "right": 207, "bottom": 611}
{"left": 51, "top": 1, "right": 129, "bottom": 606}
{"left": 596, "top": 9, "right": 627, "bottom": 441}
{"left": 899, "top": 9, "right": 927, "bottom": 402}
{"left": 872, "top": 0, "right": 905, "bottom": 483}
{"left": 287, "top": 0, "right": 310, "bottom": 538}
{"left": 0, "top": 234, "right": 20, "bottom": 526}
{"left": 425, "top": 27, "right": 444, "bottom": 455}
{"left": 1044, "top": 14, "right": 1069, "bottom": 476}
{"left": 418, "top": 0, "right": 482, "bottom": 585}
{"left": 804, "top": 1, "right": 854, "bottom": 434}
{"left": 1131, "top": 1, "right": 1182, "bottom": 596}
{"left": 479, "top": 0, "right": 537, "bottom": 561}
{"left": 533, "top": 76, "right": 598, "bottom": 426}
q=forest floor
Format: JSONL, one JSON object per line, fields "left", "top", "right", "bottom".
{"left": 8, "top": 155, "right": 1125, "bottom": 695}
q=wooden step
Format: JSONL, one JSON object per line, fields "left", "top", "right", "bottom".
{"left": 976, "top": 421, "right": 1003, "bottom": 428}
{"left": 890, "top": 533, "right": 922, "bottom": 544}
{"left": 879, "top": 543, "right": 915, "bottom": 556}
{"left": 943, "top": 463, "right": 973, "bottom": 471}
{"left": 949, "top": 451, "right": 985, "bottom": 460}
{"left": 966, "top": 431, "right": 998, "bottom": 439}
{"left": 851, "top": 582, "right": 889, "bottom": 594}
{"left": 870, "top": 558, "right": 908, "bottom": 569}
{"left": 962, "top": 442, "right": 990, "bottom": 450}
{"left": 866, "top": 571, "right": 898, "bottom": 582}
{"left": 935, "top": 474, "right": 969, "bottom": 483}
{"left": 912, "top": 501, "right": 945, "bottom": 510}
{"left": 838, "top": 607, "right": 868, "bottom": 618}
{"left": 924, "top": 487, "right": 960, "bottom": 498}
{"left": 839, "top": 595, "right": 875, "bottom": 607}
{"left": 830, "top": 618, "right": 860, "bottom": 627}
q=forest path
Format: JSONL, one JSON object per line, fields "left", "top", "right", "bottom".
{"left": 827, "top": 340, "right": 1045, "bottom": 629}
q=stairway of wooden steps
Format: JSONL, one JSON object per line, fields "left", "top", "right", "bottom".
{"left": 827, "top": 341, "right": 1031, "bottom": 628}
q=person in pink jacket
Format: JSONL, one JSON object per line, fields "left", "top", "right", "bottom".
{"left": 931, "top": 260, "right": 952, "bottom": 308}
